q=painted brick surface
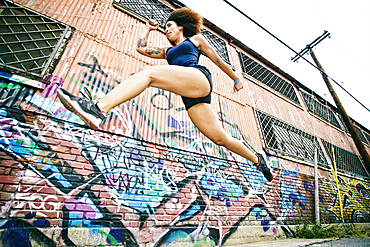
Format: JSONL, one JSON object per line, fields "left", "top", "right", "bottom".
{"left": 0, "top": 108, "right": 369, "bottom": 246}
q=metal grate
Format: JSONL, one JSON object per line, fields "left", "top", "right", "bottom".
{"left": 255, "top": 110, "right": 328, "bottom": 165}
{"left": 322, "top": 139, "right": 368, "bottom": 177}
{"left": 114, "top": 0, "right": 231, "bottom": 64}
{"left": 363, "top": 131, "right": 370, "bottom": 146}
{"left": 238, "top": 51, "right": 300, "bottom": 105}
{"left": 201, "top": 29, "right": 231, "bottom": 65}
{"left": 300, "top": 89, "right": 341, "bottom": 128}
{"left": 114, "top": 0, "right": 173, "bottom": 27}
{"left": 0, "top": 0, "right": 71, "bottom": 79}
{"left": 354, "top": 125, "right": 369, "bottom": 145}
{"left": 337, "top": 114, "right": 349, "bottom": 133}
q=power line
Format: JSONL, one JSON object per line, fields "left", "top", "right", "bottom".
{"left": 222, "top": 0, "right": 370, "bottom": 113}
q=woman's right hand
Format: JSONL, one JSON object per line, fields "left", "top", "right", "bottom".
{"left": 146, "top": 19, "right": 159, "bottom": 30}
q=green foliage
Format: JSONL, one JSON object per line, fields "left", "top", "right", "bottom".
{"left": 293, "top": 223, "right": 370, "bottom": 239}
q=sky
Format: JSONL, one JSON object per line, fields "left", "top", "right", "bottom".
{"left": 181, "top": 0, "right": 370, "bottom": 130}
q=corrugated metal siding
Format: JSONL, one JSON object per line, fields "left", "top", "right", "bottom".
{"left": 10, "top": 0, "right": 365, "bottom": 159}
{"left": 219, "top": 96, "right": 262, "bottom": 151}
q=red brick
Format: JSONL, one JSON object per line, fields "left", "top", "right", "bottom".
{"left": 77, "top": 156, "right": 88, "bottom": 163}
{"left": 43, "top": 137, "right": 61, "bottom": 145}
{"left": 50, "top": 145, "right": 70, "bottom": 153}
{"left": 99, "top": 192, "right": 111, "bottom": 199}
{"left": 129, "top": 221, "right": 140, "bottom": 227}
{"left": 70, "top": 148, "right": 82, "bottom": 155}
{"left": 60, "top": 141, "right": 78, "bottom": 148}
{"left": 3, "top": 185, "right": 17, "bottom": 192}
{"left": 0, "top": 192, "right": 13, "bottom": 200}
{"left": 156, "top": 215, "right": 172, "bottom": 221}
{"left": 38, "top": 186, "right": 56, "bottom": 195}
{"left": 1, "top": 160, "right": 21, "bottom": 168}
{"left": 0, "top": 175, "right": 20, "bottom": 184}
{"left": 58, "top": 153, "right": 76, "bottom": 161}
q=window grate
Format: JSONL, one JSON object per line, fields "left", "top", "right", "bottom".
{"left": 255, "top": 110, "right": 328, "bottom": 166}
{"left": 114, "top": 0, "right": 173, "bottom": 27}
{"left": 322, "top": 139, "right": 368, "bottom": 177}
{"left": 201, "top": 29, "right": 231, "bottom": 65}
{"left": 114, "top": 0, "right": 231, "bottom": 65}
{"left": 354, "top": 125, "right": 369, "bottom": 145}
{"left": 300, "top": 89, "right": 341, "bottom": 129}
{"left": 238, "top": 51, "right": 300, "bottom": 105}
{"left": 0, "top": 0, "right": 71, "bottom": 79}
{"left": 363, "top": 131, "right": 370, "bottom": 146}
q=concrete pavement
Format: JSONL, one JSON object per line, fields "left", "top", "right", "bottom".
{"left": 231, "top": 237, "right": 370, "bottom": 247}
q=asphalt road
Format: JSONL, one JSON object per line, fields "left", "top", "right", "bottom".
{"left": 306, "top": 237, "right": 370, "bottom": 246}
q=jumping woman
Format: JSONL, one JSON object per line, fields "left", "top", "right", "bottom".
{"left": 57, "top": 7, "right": 272, "bottom": 181}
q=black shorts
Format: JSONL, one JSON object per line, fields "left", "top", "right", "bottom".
{"left": 181, "top": 65, "right": 212, "bottom": 110}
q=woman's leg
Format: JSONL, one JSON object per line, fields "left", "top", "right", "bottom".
{"left": 187, "top": 103, "right": 258, "bottom": 163}
{"left": 57, "top": 65, "right": 210, "bottom": 130}
{"left": 97, "top": 65, "right": 211, "bottom": 113}
{"left": 187, "top": 103, "right": 273, "bottom": 181}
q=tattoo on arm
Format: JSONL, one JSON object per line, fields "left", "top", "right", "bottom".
{"left": 137, "top": 38, "right": 147, "bottom": 48}
{"left": 145, "top": 47, "right": 161, "bottom": 55}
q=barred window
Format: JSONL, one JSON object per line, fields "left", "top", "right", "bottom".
{"left": 363, "top": 131, "right": 370, "bottom": 146}
{"left": 113, "top": 0, "right": 173, "bottom": 27}
{"left": 300, "top": 90, "right": 341, "bottom": 129}
{"left": 354, "top": 125, "right": 369, "bottom": 145}
{"left": 114, "top": 0, "right": 231, "bottom": 65}
{"left": 0, "top": 0, "right": 72, "bottom": 79}
{"left": 201, "top": 29, "right": 231, "bottom": 65}
{"left": 337, "top": 114, "right": 349, "bottom": 133}
{"left": 238, "top": 51, "right": 300, "bottom": 105}
{"left": 255, "top": 110, "right": 328, "bottom": 165}
{"left": 322, "top": 139, "right": 368, "bottom": 177}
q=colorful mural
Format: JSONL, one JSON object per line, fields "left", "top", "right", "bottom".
{"left": 320, "top": 172, "right": 370, "bottom": 223}
{"left": 0, "top": 56, "right": 369, "bottom": 246}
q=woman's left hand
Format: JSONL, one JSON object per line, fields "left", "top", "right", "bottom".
{"left": 233, "top": 80, "right": 244, "bottom": 92}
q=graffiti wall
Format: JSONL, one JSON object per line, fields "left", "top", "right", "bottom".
{"left": 0, "top": 74, "right": 369, "bottom": 246}
{"left": 0, "top": 0, "right": 369, "bottom": 246}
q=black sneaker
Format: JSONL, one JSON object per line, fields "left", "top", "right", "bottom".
{"left": 57, "top": 88, "right": 106, "bottom": 130}
{"left": 254, "top": 151, "right": 273, "bottom": 182}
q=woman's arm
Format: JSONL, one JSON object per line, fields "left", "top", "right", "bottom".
{"left": 192, "top": 34, "right": 244, "bottom": 92}
{"left": 136, "top": 20, "right": 167, "bottom": 59}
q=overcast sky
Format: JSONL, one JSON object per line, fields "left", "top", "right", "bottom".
{"left": 181, "top": 0, "right": 370, "bottom": 130}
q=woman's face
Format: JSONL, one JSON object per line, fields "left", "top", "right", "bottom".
{"left": 165, "top": 21, "right": 183, "bottom": 42}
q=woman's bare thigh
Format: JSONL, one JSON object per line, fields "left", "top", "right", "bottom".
{"left": 145, "top": 65, "right": 211, "bottom": 98}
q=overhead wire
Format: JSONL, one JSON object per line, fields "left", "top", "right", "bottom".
{"left": 222, "top": 0, "right": 370, "bottom": 113}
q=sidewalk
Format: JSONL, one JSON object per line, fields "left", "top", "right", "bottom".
{"left": 231, "top": 237, "right": 370, "bottom": 247}
{"left": 231, "top": 238, "right": 332, "bottom": 247}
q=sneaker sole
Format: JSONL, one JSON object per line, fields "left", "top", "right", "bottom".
{"left": 57, "top": 89, "right": 100, "bottom": 130}
{"left": 256, "top": 151, "right": 273, "bottom": 182}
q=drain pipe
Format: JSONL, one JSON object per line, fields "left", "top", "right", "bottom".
{"left": 314, "top": 149, "right": 320, "bottom": 225}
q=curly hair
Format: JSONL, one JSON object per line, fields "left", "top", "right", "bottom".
{"left": 166, "top": 7, "right": 203, "bottom": 37}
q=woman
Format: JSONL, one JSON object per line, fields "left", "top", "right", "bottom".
{"left": 57, "top": 7, "right": 272, "bottom": 181}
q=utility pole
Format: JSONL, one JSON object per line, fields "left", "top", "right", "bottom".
{"left": 292, "top": 31, "right": 370, "bottom": 172}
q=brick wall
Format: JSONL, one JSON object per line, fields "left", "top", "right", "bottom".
{"left": 0, "top": 96, "right": 369, "bottom": 246}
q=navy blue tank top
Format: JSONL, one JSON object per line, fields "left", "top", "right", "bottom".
{"left": 166, "top": 37, "right": 200, "bottom": 67}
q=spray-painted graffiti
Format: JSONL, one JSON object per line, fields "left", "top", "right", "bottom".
{"left": 320, "top": 172, "right": 370, "bottom": 223}
{"left": 0, "top": 55, "right": 368, "bottom": 246}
